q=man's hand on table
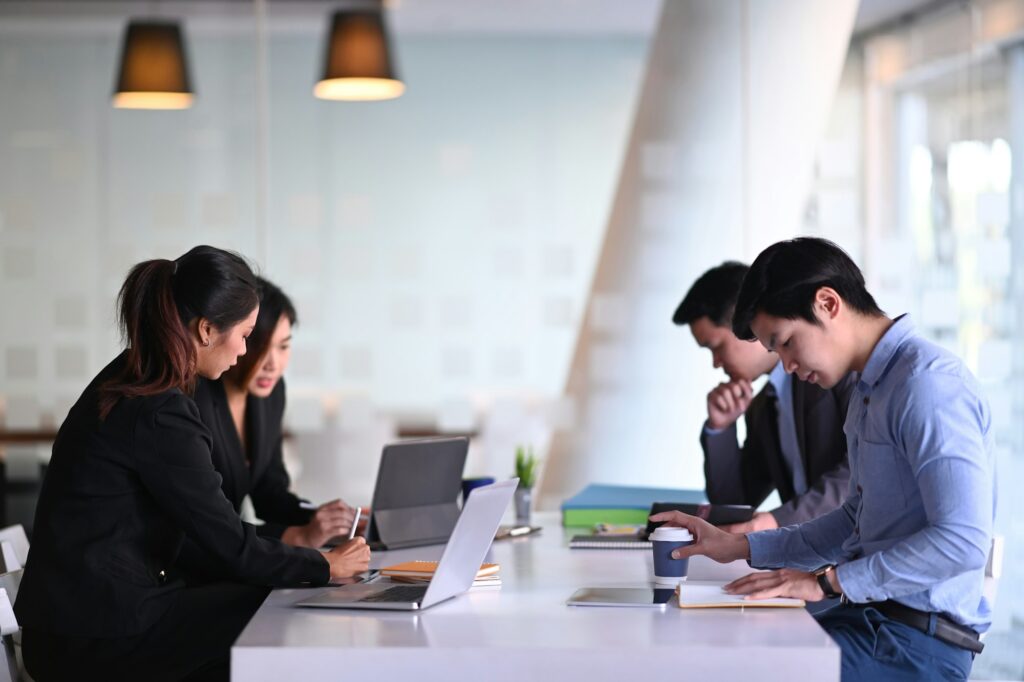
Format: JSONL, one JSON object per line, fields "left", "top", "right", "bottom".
{"left": 724, "top": 568, "right": 837, "bottom": 602}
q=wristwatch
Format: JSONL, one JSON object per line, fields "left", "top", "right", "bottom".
{"left": 815, "top": 565, "right": 841, "bottom": 599}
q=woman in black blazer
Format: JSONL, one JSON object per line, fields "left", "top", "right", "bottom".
{"left": 14, "top": 246, "right": 370, "bottom": 681}
{"left": 191, "top": 277, "right": 355, "bottom": 551}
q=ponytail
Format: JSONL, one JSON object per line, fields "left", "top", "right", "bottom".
{"left": 99, "top": 246, "right": 259, "bottom": 419}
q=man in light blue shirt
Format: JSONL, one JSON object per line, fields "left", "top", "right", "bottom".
{"left": 653, "top": 238, "right": 995, "bottom": 681}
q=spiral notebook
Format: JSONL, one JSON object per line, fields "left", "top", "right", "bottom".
{"left": 568, "top": 535, "right": 652, "bottom": 549}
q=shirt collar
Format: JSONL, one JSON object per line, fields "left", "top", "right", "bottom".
{"left": 767, "top": 359, "right": 787, "bottom": 394}
{"left": 858, "top": 314, "right": 915, "bottom": 390}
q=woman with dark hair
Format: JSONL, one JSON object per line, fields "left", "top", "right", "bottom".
{"left": 14, "top": 246, "right": 370, "bottom": 681}
{"left": 190, "top": 277, "right": 355, "bottom": 551}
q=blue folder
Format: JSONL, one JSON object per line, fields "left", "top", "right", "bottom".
{"left": 561, "top": 483, "right": 707, "bottom": 511}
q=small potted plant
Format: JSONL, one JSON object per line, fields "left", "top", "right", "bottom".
{"left": 514, "top": 445, "right": 538, "bottom": 525}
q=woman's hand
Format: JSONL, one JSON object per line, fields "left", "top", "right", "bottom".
{"left": 724, "top": 569, "right": 826, "bottom": 602}
{"left": 324, "top": 537, "right": 371, "bottom": 580}
{"left": 647, "top": 510, "right": 751, "bottom": 564}
{"left": 282, "top": 499, "right": 356, "bottom": 548}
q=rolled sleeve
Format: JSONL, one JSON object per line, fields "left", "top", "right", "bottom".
{"left": 749, "top": 497, "right": 858, "bottom": 571}
{"left": 138, "top": 394, "right": 330, "bottom": 587}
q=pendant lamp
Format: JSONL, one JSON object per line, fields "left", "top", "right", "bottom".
{"left": 112, "top": 20, "right": 194, "bottom": 109}
{"left": 314, "top": 6, "right": 404, "bottom": 101}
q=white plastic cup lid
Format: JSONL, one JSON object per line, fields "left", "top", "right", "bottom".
{"left": 650, "top": 526, "right": 693, "bottom": 542}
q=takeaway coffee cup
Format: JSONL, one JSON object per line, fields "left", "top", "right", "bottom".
{"left": 650, "top": 526, "right": 695, "bottom": 585}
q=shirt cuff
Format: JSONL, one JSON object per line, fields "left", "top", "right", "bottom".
{"left": 703, "top": 421, "right": 727, "bottom": 437}
{"left": 835, "top": 559, "right": 878, "bottom": 603}
{"left": 746, "top": 529, "right": 789, "bottom": 569}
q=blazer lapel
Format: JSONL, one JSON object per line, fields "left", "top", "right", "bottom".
{"left": 755, "top": 387, "right": 795, "bottom": 502}
{"left": 245, "top": 392, "right": 268, "bottom": 482}
{"left": 212, "top": 380, "right": 250, "bottom": 508}
{"left": 792, "top": 379, "right": 831, "bottom": 476}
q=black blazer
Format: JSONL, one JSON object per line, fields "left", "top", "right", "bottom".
{"left": 700, "top": 372, "right": 855, "bottom": 526}
{"left": 14, "top": 354, "right": 329, "bottom": 638}
{"left": 191, "top": 377, "right": 312, "bottom": 537}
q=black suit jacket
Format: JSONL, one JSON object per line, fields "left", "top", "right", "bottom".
{"left": 14, "top": 354, "right": 329, "bottom": 638}
{"left": 700, "top": 372, "right": 854, "bottom": 525}
{"left": 191, "top": 377, "right": 312, "bottom": 537}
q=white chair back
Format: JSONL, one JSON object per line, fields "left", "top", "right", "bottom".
{"left": 0, "top": 590, "right": 16, "bottom": 638}
{"left": 0, "top": 545, "right": 19, "bottom": 575}
{"left": 0, "top": 528, "right": 28, "bottom": 569}
{"left": 0, "top": 571, "right": 22, "bottom": 607}
{"left": 985, "top": 535, "right": 1004, "bottom": 579}
{"left": 0, "top": 586, "right": 17, "bottom": 682}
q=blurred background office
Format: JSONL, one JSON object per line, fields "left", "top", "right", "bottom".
{"left": 0, "top": 0, "right": 1022, "bottom": 677}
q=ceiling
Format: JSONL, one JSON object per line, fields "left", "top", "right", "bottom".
{"left": 0, "top": 0, "right": 955, "bottom": 38}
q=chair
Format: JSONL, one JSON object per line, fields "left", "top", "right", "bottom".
{"left": 0, "top": 529, "right": 28, "bottom": 574}
{"left": 0, "top": 567, "right": 26, "bottom": 682}
{"left": 0, "top": 587, "right": 16, "bottom": 682}
{"left": 980, "top": 534, "right": 1005, "bottom": 641}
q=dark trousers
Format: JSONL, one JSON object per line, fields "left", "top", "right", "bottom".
{"left": 815, "top": 603, "right": 975, "bottom": 681}
{"left": 23, "top": 582, "right": 270, "bottom": 682}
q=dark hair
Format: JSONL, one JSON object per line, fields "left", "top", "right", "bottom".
{"left": 99, "top": 245, "right": 259, "bottom": 418}
{"left": 732, "top": 237, "right": 884, "bottom": 341}
{"left": 224, "top": 276, "right": 298, "bottom": 390}
{"left": 672, "top": 261, "right": 749, "bottom": 327}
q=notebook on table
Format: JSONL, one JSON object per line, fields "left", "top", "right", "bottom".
{"left": 380, "top": 560, "right": 499, "bottom": 579}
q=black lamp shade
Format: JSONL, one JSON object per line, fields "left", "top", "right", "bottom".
{"left": 113, "top": 21, "right": 194, "bottom": 109}
{"left": 314, "top": 9, "right": 404, "bottom": 101}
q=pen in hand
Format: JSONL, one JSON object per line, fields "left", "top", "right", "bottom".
{"left": 348, "top": 507, "right": 362, "bottom": 541}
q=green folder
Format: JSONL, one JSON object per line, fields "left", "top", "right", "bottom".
{"left": 560, "top": 484, "right": 706, "bottom": 527}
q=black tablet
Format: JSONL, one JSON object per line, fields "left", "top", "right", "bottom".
{"left": 643, "top": 502, "right": 754, "bottom": 537}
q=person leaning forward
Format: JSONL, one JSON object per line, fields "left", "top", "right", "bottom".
{"left": 15, "top": 246, "right": 370, "bottom": 681}
{"left": 655, "top": 238, "right": 995, "bottom": 682}
{"left": 673, "top": 261, "right": 853, "bottom": 532}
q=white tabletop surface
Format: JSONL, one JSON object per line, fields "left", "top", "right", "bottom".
{"left": 232, "top": 512, "right": 839, "bottom": 681}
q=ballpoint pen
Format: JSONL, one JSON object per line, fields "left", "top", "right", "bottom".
{"left": 348, "top": 507, "right": 362, "bottom": 541}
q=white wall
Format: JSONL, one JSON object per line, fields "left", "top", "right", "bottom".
{"left": 0, "top": 5, "right": 651, "bottom": 495}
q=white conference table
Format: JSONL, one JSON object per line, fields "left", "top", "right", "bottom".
{"left": 232, "top": 512, "right": 840, "bottom": 681}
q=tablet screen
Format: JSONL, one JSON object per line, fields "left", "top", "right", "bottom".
{"left": 566, "top": 587, "right": 676, "bottom": 607}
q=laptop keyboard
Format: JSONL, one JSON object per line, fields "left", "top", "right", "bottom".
{"left": 359, "top": 585, "right": 429, "bottom": 603}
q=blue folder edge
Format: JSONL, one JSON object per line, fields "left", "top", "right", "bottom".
{"left": 561, "top": 483, "right": 707, "bottom": 511}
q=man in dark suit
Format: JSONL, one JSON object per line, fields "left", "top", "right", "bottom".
{"left": 673, "top": 262, "right": 853, "bottom": 532}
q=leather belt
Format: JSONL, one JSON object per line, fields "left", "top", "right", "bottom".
{"left": 848, "top": 599, "right": 984, "bottom": 654}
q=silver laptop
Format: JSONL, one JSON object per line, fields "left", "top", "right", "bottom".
{"left": 295, "top": 478, "right": 517, "bottom": 611}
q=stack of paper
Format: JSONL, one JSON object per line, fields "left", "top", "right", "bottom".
{"left": 380, "top": 560, "right": 502, "bottom": 590}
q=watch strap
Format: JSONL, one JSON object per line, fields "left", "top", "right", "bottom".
{"left": 816, "top": 566, "right": 840, "bottom": 598}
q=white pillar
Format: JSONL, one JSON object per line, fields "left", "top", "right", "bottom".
{"left": 539, "top": 0, "right": 858, "bottom": 508}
